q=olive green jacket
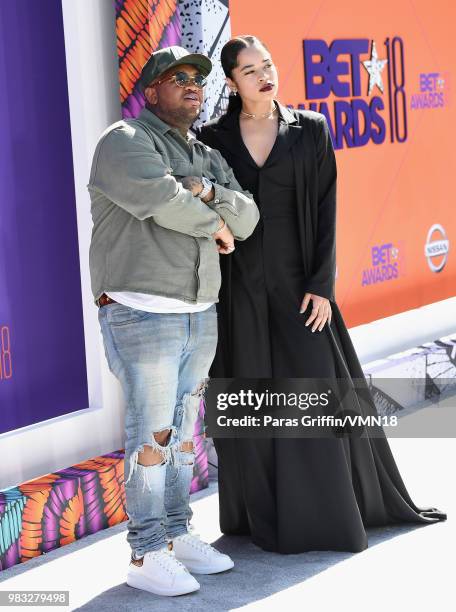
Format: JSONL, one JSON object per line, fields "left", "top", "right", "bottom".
{"left": 87, "top": 107, "right": 259, "bottom": 304}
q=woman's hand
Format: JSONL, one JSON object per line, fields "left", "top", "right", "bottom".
{"left": 300, "top": 293, "right": 332, "bottom": 332}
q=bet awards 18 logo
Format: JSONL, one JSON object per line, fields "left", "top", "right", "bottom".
{"left": 361, "top": 242, "right": 403, "bottom": 286}
{"left": 299, "top": 38, "right": 406, "bottom": 149}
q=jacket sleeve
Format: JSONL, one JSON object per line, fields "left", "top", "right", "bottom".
{"left": 88, "top": 124, "right": 221, "bottom": 239}
{"left": 303, "top": 115, "right": 337, "bottom": 301}
{"left": 205, "top": 148, "right": 260, "bottom": 241}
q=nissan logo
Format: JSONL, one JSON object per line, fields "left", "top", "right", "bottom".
{"left": 424, "top": 224, "right": 449, "bottom": 272}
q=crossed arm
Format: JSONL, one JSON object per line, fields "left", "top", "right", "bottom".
{"left": 88, "top": 124, "right": 259, "bottom": 243}
{"left": 180, "top": 176, "right": 235, "bottom": 254}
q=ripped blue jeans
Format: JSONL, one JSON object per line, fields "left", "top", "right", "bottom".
{"left": 97, "top": 302, "right": 217, "bottom": 557}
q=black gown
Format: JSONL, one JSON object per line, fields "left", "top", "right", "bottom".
{"left": 197, "top": 102, "right": 446, "bottom": 553}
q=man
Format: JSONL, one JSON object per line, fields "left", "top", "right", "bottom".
{"left": 87, "top": 46, "right": 259, "bottom": 596}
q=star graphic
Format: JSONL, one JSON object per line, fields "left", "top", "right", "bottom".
{"left": 362, "top": 41, "right": 388, "bottom": 95}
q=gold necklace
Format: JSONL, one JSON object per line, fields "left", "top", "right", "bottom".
{"left": 240, "top": 106, "right": 277, "bottom": 120}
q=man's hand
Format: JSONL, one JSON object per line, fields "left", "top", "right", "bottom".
{"left": 180, "top": 176, "right": 232, "bottom": 252}
{"left": 300, "top": 293, "right": 332, "bottom": 332}
{"left": 181, "top": 175, "right": 203, "bottom": 195}
{"left": 200, "top": 187, "right": 215, "bottom": 203}
{"left": 181, "top": 175, "right": 215, "bottom": 203}
{"left": 213, "top": 222, "right": 235, "bottom": 255}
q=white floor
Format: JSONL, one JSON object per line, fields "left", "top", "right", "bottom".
{"left": 0, "top": 437, "right": 453, "bottom": 612}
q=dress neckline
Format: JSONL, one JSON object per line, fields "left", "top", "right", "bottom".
{"left": 236, "top": 102, "right": 282, "bottom": 170}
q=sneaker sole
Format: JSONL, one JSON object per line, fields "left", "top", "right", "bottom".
{"left": 127, "top": 572, "right": 200, "bottom": 596}
{"left": 179, "top": 559, "right": 235, "bottom": 575}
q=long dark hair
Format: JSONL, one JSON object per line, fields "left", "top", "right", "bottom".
{"left": 220, "top": 35, "right": 269, "bottom": 115}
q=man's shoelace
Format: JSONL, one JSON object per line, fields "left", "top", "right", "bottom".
{"left": 154, "top": 549, "right": 187, "bottom": 574}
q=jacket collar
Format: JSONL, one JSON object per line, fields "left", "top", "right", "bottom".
{"left": 276, "top": 101, "right": 299, "bottom": 125}
{"left": 137, "top": 105, "right": 198, "bottom": 146}
{"left": 137, "top": 106, "right": 172, "bottom": 134}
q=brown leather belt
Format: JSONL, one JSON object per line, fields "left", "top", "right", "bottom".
{"left": 96, "top": 293, "right": 118, "bottom": 308}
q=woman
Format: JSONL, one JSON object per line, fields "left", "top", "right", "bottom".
{"left": 197, "top": 35, "right": 446, "bottom": 554}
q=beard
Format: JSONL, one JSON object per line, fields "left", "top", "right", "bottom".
{"left": 155, "top": 101, "right": 201, "bottom": 129}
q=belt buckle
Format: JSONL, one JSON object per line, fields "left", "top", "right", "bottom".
{"left": 96, "top": 293, "right": 107, "bottom": 308}
{"left": 98, "top": 293, "right": 115, "bottom": 308}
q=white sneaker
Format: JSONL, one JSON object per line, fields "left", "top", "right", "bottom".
{"left": 172, "top": 531, "right": 234, "bottom": 574}
{"left": 127, "top": 546, "right": 200, "bottom": 596}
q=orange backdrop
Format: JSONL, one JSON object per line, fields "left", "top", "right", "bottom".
{"left": 229, "top": 0, "right": 455, "bottom": 326}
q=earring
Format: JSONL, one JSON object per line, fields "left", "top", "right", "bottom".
{"left": 232, "top": 90, "right": 237, "bottom": 96}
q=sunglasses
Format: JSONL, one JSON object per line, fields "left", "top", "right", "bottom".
{"left": 154, "top": 71, "right": 207, "bottom": 89}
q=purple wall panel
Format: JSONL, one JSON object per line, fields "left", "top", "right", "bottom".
{"left": 0, "top": 0, "right": 88, "bottom": 433}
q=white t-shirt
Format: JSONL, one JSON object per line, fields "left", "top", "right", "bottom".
{"left": 106, "top": 291, "right": 214, "bottom": 313}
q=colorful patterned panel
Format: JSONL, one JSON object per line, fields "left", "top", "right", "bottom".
{"left": 191, "top": 399, "right": 209, "bottom": 494}
{"left": 116, "top": 0, "right": 180, "bottom": 118}
{"left": 0, "top": 451, "right": 127, "bottom": 571}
